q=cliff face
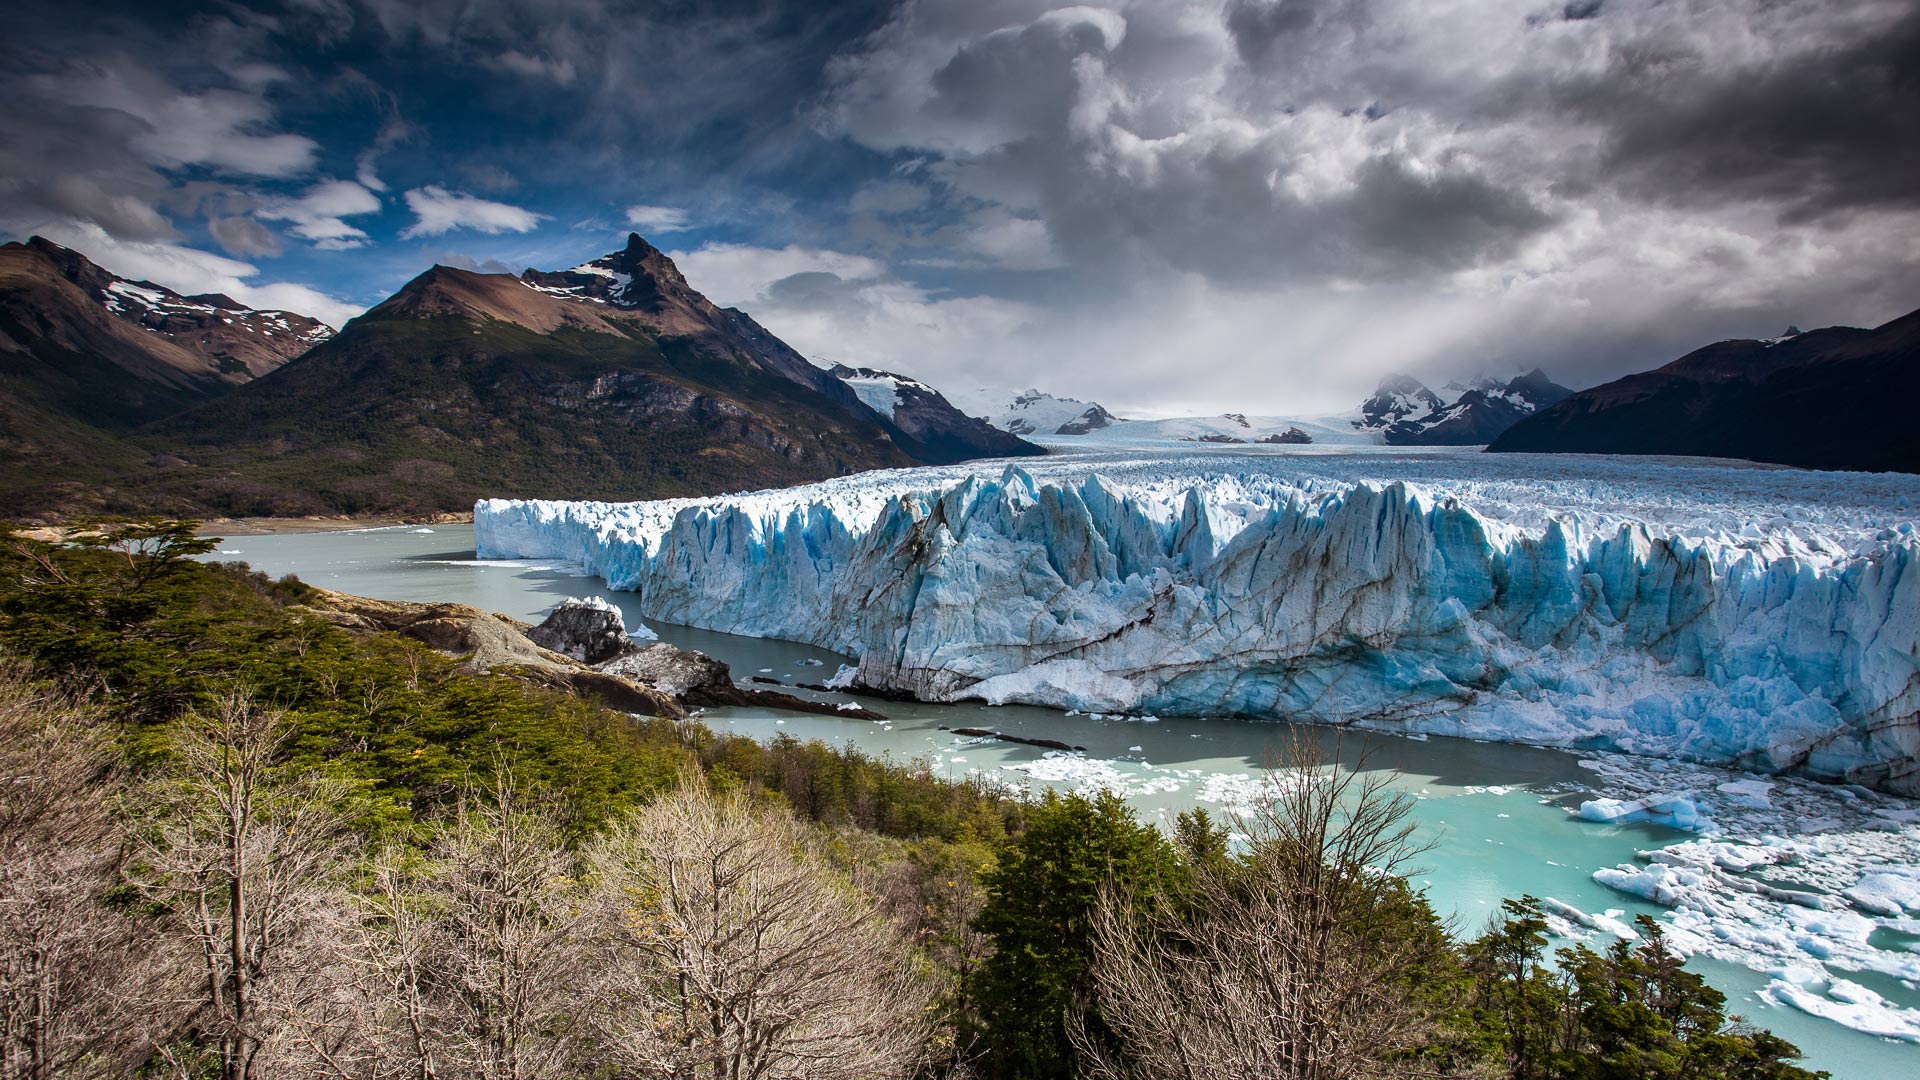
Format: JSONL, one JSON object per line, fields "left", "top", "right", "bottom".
{"left": 477, "top": 453, "right": 1920, "bottom": 794}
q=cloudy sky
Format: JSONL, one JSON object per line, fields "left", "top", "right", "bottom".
{"left": 5, "top": 0, "right": 1915, "bottom": 414}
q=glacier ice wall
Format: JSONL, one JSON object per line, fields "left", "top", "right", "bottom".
{"left": 476, "top": 454, "right": 1920, "bottom": 793}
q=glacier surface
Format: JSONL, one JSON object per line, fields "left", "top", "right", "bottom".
{"left": 475, "top": 449, "right": 1920, "bottom": 793}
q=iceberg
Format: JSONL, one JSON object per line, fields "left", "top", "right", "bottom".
{"left": 475, "top": 450, "right": 1920, "bottom": 793}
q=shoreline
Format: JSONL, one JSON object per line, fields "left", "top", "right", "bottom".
{"left": 197, "top": 511, "right": 473, "bottom": 537}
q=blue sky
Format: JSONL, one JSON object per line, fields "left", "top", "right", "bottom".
{"left": 5, "top": 0, "right": 1917, "bottom": 414}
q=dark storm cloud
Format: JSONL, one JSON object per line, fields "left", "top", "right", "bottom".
{"left": 1224, "top": 0, "right": 1319, "bottom": 63}
{"left": 4, "top": 0, "right": 1918, "bottom": 412}
{"left": 1557, "top": 7, "right": 1920, "bottom": 222}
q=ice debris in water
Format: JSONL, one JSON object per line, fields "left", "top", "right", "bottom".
{"left": 1574, "top": 751, "right": 1920, "bottom": 1041}
{"left": 475, "top": 449, "right": 1920, "bottom": 793}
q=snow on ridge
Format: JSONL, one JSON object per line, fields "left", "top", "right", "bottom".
{"left": 477, "top": 449, "right": 1920, "bottom": 792}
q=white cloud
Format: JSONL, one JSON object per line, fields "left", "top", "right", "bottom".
{"left": 625, "top": 204, "right": 692, "bottom": 233}
{"left": 669, "top": 243, "right": 888, "bottom": 305}
{"left": 487, "top": 50, "right": 578, "bottom": 84}
{"left": 803, "top": 0, "right": 1920, "bottom": 402}
{"left": 668, "top": 241, "right": 1039, "bottom": 386}
{"left": 37, "top": 220, "right": 364, "bottom": 328}
{"left": 399, "top": 186, "right": 545, "bottom": 238}
{"left": 46, "top": 61, "right": 317, "bottom": 177}
{"left": 256, "top": 179, "right": 382, "bottom": 250}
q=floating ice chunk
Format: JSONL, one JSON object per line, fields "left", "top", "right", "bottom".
{"left": 1717, "top": 778, "right": 1775, "bottom": 808}
{"left": 1845, "top": 869, "right": 1920, "bottom": 916}
{"left": 1578, "top": 793, "right": 1705, "bottom": 831}
{"left": 1542, "top": 897, "right": 1639, "bottom": 940}
{"left": 1763, "top": 978, "right": 1920, "bottom": 1042}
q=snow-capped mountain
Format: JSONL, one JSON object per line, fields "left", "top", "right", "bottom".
{"left": 825, "top": 364, "right": 1041, "bottom": 462}
{"left": 946, "top": 386, "right": 1121, "bottom": 437}
{"left": 951, "top": 370, "right": 1566, "bottom": 451}
{"left": 3, "top": 236, "right": 331, "bottom": 388}
{"left": 1354, "top": 374, "right": 1446, "bottom": 430}
{"left": 1350, "top": 369, "right": 1573, "bottom": 445}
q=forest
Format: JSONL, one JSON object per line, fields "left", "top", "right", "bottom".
{"left": 0, "top": 521, "right": 1825, "bottom": 1079}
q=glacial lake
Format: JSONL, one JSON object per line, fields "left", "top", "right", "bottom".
{"left": 208, "top": 522, "right": 1920, "bottom": 1079}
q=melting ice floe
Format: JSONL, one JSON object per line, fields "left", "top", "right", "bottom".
{"left": 476, "top": 450, "right": 1920, "bottom": 793}
{"left": 1573, "top": 753, "right": 1920, "bottom": 1041}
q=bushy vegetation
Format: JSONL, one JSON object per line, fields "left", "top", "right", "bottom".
{"left": 0, "top": 521, "right": 1828, "bottom": 1079}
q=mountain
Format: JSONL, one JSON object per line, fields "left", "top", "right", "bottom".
{"left": 0, "top": 233, "right": 1034, "bottom": 519}
{"left": 1488, "top": 311, "right": 1920, "bottom": 472}
{"left": 1353, "top": 374, "right": 1445, "bottom": 431}
{"left": 826, "top": 365, "right": 1041, "bottom": 462}
{"left": 1351, "top": 370, "right": 1572, "bottom": 445}
{"left": 0, "top": 236, "right": 330, "bottom": 497}
{"left": 945, "top": 386, "right": 1121, "bottom": 437}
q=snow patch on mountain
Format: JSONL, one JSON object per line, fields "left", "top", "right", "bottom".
{"left": 947, "top": 386, "right": 1120, "bottom": 436}
{"left": 476, "top": 449, "right": 1920, "bottom": 794}
{"left": 827, "top": 366, "right": 938, "bottom": 421}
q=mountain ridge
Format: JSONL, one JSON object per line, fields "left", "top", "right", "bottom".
{"left": 0, "top": 234, "right": 1038, "bottom": 520}
{"left": 1489, "top": 309, "right": 1920, "bottom": 473}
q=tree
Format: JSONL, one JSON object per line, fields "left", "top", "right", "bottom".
{"left": 134, "top": 689, "right": 361, "bottom": 1080}
{"left": 1468, "top": 896, "right": 1566, "bottom": 1080}
{"left": 968, "top": 790, "right": 1179, "bottom": 1080}
{"left": 274, "top": 775, "right": 594, "bottom": 1080}
{"left": 0, "top": 660, "right": 163, "bottom": 1079}
{"left": 585, "top": 778, "right": 932, "bottom": 1080}
{"left": 1469, "top": 906, "right": 1828, "bottom": 1080}
{"left": 1076, "top": 737, "right": 1456, "bottom": 1080}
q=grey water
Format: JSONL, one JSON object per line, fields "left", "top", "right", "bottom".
{"left": 206, "top": 522, "right": 1919, "bottom": 1078}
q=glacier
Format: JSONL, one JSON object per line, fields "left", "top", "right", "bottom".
{"left": 475, "top": 449, "right": 1920, "bottom": 794}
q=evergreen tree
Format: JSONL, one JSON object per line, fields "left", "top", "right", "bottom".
{"left": 968, "top": 790, "right": 1178, "bottom": 1079}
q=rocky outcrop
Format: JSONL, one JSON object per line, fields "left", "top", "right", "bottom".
{"left": 301, "top": 589, "right": 883, "bottom": 721}
{"left": 527, "top": 596, "right": 639, "bottom": 664}
{"left": 1259, "top": 427, "right": 1313, "bottom": 444}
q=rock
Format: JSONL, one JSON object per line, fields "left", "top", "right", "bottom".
{"left": 527, "top": 596, "right": 636, "bottom": 664}
{"left": 949, "top": 727, "right": 1084, "bottom": 752}
{"left": 1259, "top": 427, "right": 1313, "bottom": 444}
{"left": 297, "top": 588, "right": 683, "bottom": 718}
{"left": 598, "top": 642, "right": 736, "bottom": 698}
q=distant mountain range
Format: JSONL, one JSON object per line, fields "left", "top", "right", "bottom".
{"left": 0, "top": 234, "right": 1035, "bottom": 520}
{"left": 956, "top": 371, "right": 1571, "bottom": 448}
{"left": 1491, "top": 310, "right": 1920, "bottom": 473}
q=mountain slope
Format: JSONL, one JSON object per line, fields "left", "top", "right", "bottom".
{"left": 827, "top": 365, "right": 1041, "bottom": 462}
{"left": 134, "top": 260, "right": 922, "bottom": 516}
{"left": 944, "top": 386, "right": 1121, "bottom": 437}
{"left": 1488, "top": 311, "right": 1920, "bottom": 472}
{"left": 0, "top": 237, "right": 329, "bottom": 497}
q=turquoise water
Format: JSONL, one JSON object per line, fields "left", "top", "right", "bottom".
{"left": 207, "top": 523, "right": 1920, "bottom": 1078}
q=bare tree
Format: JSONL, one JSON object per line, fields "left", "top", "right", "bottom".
{"left": 1078, "top": 734, "right": 1450, "bottom": 1080}
{"left": 0, "top": 660, "right": 161, "bottom": 1080}
{"left": 134, "top": 689, "right": 359, "bottom": 1080}
{"left": 414, "top": 780, "right": 589, "bottom": 1080}
{"left": 585, "top": 778, "right": 933, "bottom": 1080}
{"left": 282, "top": 776, "right": 592, "bottom": 1080}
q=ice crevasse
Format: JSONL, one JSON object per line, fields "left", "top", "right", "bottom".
{"left": 476, "top": 457, "right": 1920, "bottom": 793}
